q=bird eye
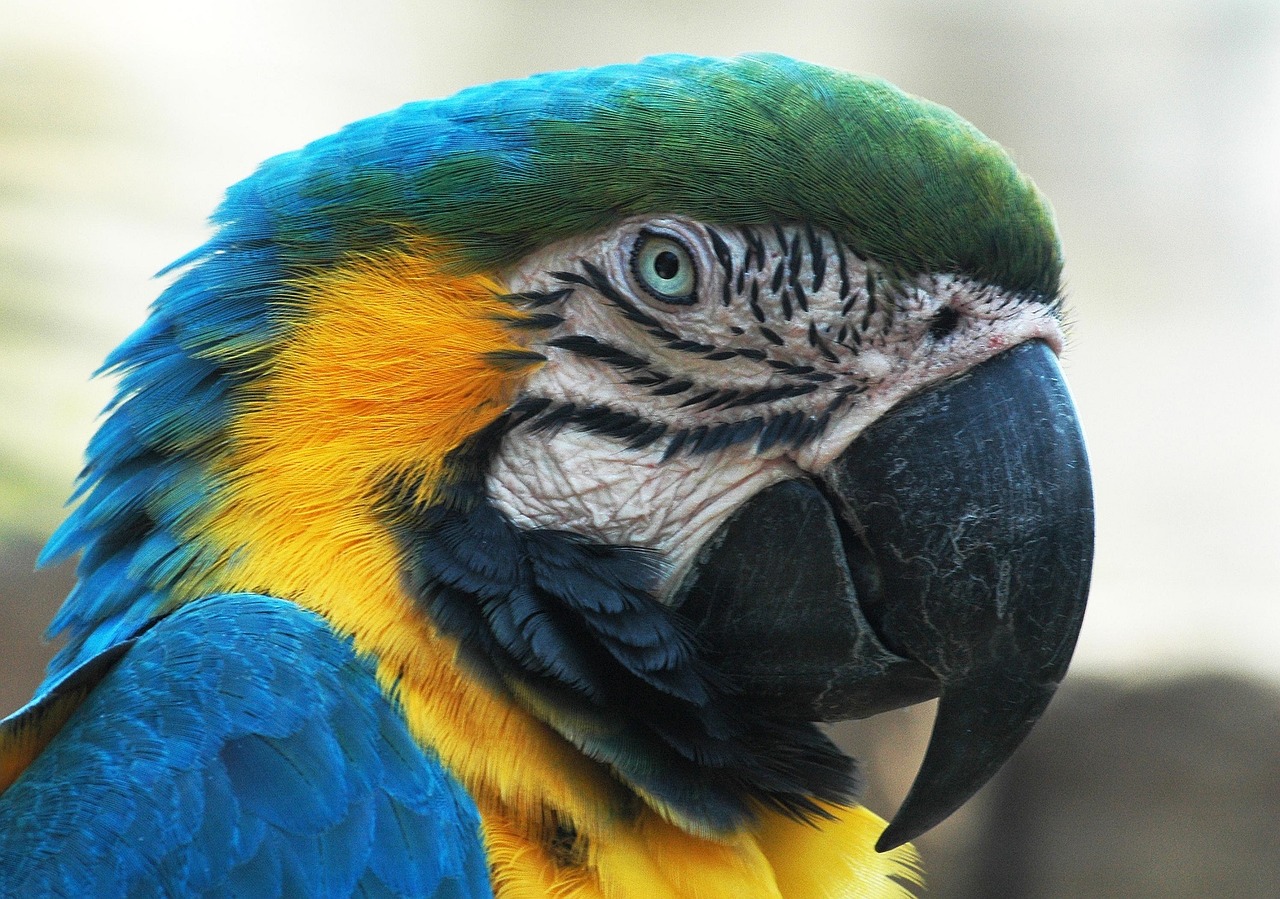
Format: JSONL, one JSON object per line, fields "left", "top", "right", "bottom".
{"left": 632, "top": 233, "right": 697, "bottom": 305}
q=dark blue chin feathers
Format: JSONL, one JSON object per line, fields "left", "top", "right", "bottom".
{"left": 381, "top": 415, "right": 858, "bottom": 834}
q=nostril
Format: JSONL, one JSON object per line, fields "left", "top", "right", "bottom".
{"left": 928, "top": 306, "right": 960, "bottom": 341}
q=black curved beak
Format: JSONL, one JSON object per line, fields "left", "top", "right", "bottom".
{"left": 674, "top": 340, "right": 1093, "bottom": 851}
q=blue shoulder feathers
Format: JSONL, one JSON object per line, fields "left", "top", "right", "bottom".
{"left": 0, "top": 594, "right": 491, "bottom": 898}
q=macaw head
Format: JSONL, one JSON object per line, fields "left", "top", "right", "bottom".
{"left": 44, "top": 54, "right": 1092, "bottom": 852}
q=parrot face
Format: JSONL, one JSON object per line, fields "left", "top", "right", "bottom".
{"left": 2, "top": 54, "right": 1094, "bottom": 895}
{"left": 442, "top": 212, "right": 1091, "bottom": 849}
{"left": 489, "top": 214, "right": 1065, "bottom": 585}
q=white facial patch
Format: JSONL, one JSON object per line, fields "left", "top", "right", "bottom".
{"left": 485, "top": 215, "right": 1065, "bottom": 597}
{"left": 486, "top": 426, "right": 797, "bottom": 594}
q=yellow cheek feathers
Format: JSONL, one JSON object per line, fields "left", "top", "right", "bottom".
{"left": 230, "top": 247, "right": 534, "bottom": 510}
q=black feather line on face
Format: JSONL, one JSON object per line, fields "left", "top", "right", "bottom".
{"left": 778, "top": 287, "right": 794, "bottom": 321}
{"left": 835, "top": 238, "right": 852, "bottom": 303}
{"left": 537, "top": 326, "right": 833, "bottom": 443}
{"left": 546, "top": 335, "right": 652, "bottom": 372}
{"left": 743, "top": 227, "right": 766, "bottom": 274}
{"left": 748, "top": 282, "right": 766, "bottom": 323}
{"left": 380, "top": 420, "right": 859, "bottom": 833}
{"left": 502, "top": 312, "right": 567, "bottom": 330}
{"left": 506, "top": 287, "right": 574, "bottom": 308}
{"left": 555, "top": 265, "right": 754, "bottom": 367}
{"left": 807, "top": 224, "right": 825, "bottom": 292}
{"left": 510, "top": 388, "right": 832, "bottom": 463}
{"left": 770, "top": 259, "right": 786, "bottom": 295}
{"left": 792, "top": 282, "right": 808, "bottom": 314}
{"left": 706, "top": 227, "right": 735, "bottom": 309}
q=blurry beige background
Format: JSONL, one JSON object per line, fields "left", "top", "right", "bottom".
{"left": 2, "top": 1, "right": 1277, "bottom": 895}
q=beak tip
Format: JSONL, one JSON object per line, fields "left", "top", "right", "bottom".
{"left": 872, "top": 779, "right": 955, "bottom": 854}
{"left": 874, "top": 824, "right": 912, "bottom": 854}
{"left": 872, "top": 675, "right": 1061, "bottom": 855}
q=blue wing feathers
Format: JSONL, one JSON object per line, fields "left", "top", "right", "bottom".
{"left": 0, "top": 594, "right": 491, "bottom": 898}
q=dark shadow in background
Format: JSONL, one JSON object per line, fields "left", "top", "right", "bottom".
{"left": 0, "top": 540, "right": 70, "bottom": 713}
{"left": 970, "top": 674, "right": 1280, "bottom": 898}
{"left": 836, "top": 671, "right": 1280, "bottom": 897}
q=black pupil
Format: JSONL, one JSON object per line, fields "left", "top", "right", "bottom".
{"left": 653, "top": 250, "right": 680, "bottom": 281}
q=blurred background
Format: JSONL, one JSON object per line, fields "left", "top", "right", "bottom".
{"left": 2, "top": 0, "right": 1277, "bottom": 895}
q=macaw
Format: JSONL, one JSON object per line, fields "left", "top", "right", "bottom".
{"left": 0, "top": 54, "right": 1093, "bottom": 897}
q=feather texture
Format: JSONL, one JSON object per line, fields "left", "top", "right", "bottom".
{"left": 385, "top": 424, "right": 858, "bottom": 837}
{"left": 0, "top": 594, "right": 490, "bottom": 898}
